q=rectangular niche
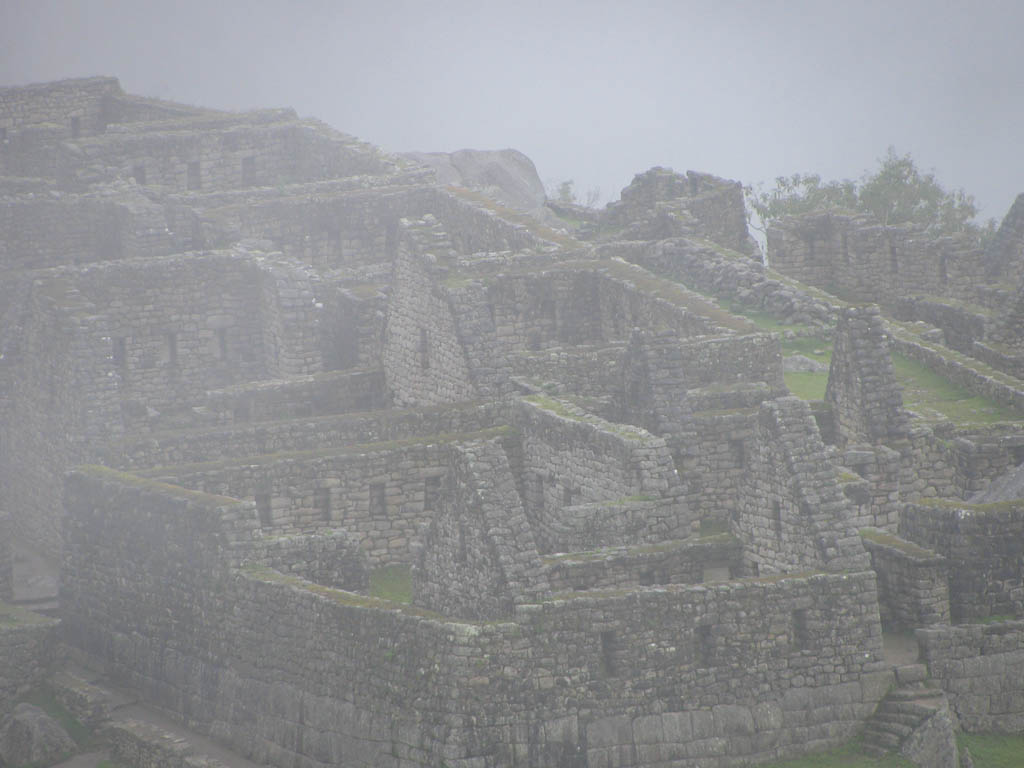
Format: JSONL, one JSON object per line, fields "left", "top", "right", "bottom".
{"left": 369, "top": 482, "right": 387, "bottom": 519}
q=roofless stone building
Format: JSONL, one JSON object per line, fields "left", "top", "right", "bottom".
{"left": 1, "top": 76, "right": 1023, "bottom": 768}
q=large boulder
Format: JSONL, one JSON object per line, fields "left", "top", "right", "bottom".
{"left": 403, "top": 148, "right": 548, "bottom": 215}
{"left": 0, "top": 703, "right": 76, "bottom": 767}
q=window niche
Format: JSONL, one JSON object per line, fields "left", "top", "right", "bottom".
{"left": 369, "top": 482, "right": 387, "bottom": 519}
{"left": 111, "top": 336, "right": 127, "bottom": 369}
{"left": 187, "top": 161, "right": 201, "bottom": 191}
{"left": 418, "top": 327, "right": 430, "bottom": 370}
{"left": 314, "top": 488, "right": 331, "bottom": 523}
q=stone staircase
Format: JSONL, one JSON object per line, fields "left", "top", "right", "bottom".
{"left": 862, "top": 663, "right": 948, "bottom": 758}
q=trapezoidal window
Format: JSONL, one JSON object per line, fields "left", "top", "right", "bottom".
{"left": 164, "top": 332, "right": 178, "bottom": 368}
{"left": 216, "top": 328, "right": 228, "bottom": 361}
{"left": 792, "top": 609, "right": 811, "bottom": 650}
{"left": 314, "top": 488, "right": 331, "bottom": 523}
{"left": 729, "top": 439, "right": 746, "bottom": 468}
{"left": 111, "top": 336, "right": 126, "bottom": 369}
{"left": 418, "top": 327, "right": 430, "bottom": 370}
{"left": 423, "top": 475, "right": 442, "bottom": 512}
{"left": 131, "top": 164, "right": 146, "bottom": 185}
{"left": 599, "top": 631, "right": 618, "bottom": 677}
{"left": 369, "top": 482, "right": 387, "bottom": 519}
{"left": 70, "top": 116, "right": 81, "bottom": 138}
{"left": 696, "top": 625, "right": 714, "bottom": 666}
{"left": 255, "top": 493, "right": 272, "bottom": 527}
{"left": 187, "top": 161, "right": 201, "bottom": 191}
{"left": 241, "top": 155, "right": 256, "bottom": 186}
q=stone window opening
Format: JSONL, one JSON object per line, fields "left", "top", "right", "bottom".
{"left": 70, "top": 116, "right": 81, "bottom": 138}
{"left": 562, "top": 485, "right": 575, "bottom": 506}
{"left": 241, "top": 155, "right": 256, "bottom": 186}
{"left": 187, "top": 161, "right": 201, "bottom": 191}
{"left": 0, "top": 127, "right": 7, "bottom": 142}
{"left": 639, "top": 570, "right": 656, "bottom": 586}
{"left": 369, "top": 482, "right": 387, "bottom": 519}
{"left": 456, "top": 522, "right": 467, "bottom": 564}
{"left": 418, "top": 327, "right": 430, "bottom": 370}
{"left": 1013, "top": 445, "right": 1024, "bottom": 467}
{"left": 255, "top": 493, "right": 272, "bottom": 527}
{"left": 729, "top": 439, "right": 746, "bottom": 468}
{"left": 792, "top": 609, "right": 811, "bottom": 650}
{"left": 599, "top": 631, "right": 618, "bottom": 677}
{"left": 423, "top": 475, "right": 442, "bottom": 512}
{"left": 164, "top": 332, "right": 178, "bottom": 368}
{"left": 217, "top": 328, "right": 228, "bottom": 361}
{"left": 696, "top": 625, "right": 714, "bottom": 667}
{"left": 327, "top": 228, "right": 342, "bottom": 262}
{"left": 314, "top": 488, "right": 331, "bottom": 523}
{"left": 888, "top": 240, "right": 899, "bottom": 274}
{"left": 131, "top": 164, "right": 146, "bottom": 185}
{"left": 111, "top": 336, "right": 126, "bottom": 369}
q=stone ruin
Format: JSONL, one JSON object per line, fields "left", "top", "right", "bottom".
{"left": 0, "top": 76, "right": 1022, "bottom": 768}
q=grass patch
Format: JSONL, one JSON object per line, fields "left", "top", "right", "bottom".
{"left": 785, "top": 371, "right": 828, "bottom": 401}
{"left": 780, "top": 335, "right": 832, "bottom": 363}
{"left": 368, "top": 565, "right": 412, "bottom": 604}
{"left": 958, "top": 731, "right": 1024, "bottom": 767}
{"left": 699, "top": 519, "right": 730, "bottom": 536}
{"left": 891, "top": 353, "right": 1018, "bottom": 424}
{"left": 21, "top": 688, "right": 94, "bottom": 748}
{"left": 758, "top": 739, "right": 914, "bottom": 767}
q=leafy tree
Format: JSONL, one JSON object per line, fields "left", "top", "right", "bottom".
{"left": 745, "top": 147, "right": 992, "bottom": 243}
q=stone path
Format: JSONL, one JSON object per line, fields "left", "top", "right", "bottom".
{"left": 882, "top": 631, "right": 920, "bottom": 667}
{"left": 52, "top": 662, "right": 268, "bottom": 768}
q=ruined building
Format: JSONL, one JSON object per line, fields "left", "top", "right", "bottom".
{"left": 1, "top": 76, "right": 1023, "bottom": 768}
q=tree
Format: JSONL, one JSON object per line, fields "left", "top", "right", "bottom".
{"left": 745, "top": 148, "right": 992, "bottom": 243}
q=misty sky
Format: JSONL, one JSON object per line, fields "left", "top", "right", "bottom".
{"left": 2, "top": 0, "right": 1022, "bottom": 220}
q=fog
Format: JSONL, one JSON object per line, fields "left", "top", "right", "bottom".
{"left": 2, "top": 0, "right": 1022, "bottom": 218}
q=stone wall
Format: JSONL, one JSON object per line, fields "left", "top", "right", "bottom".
{"left": 60, "top": 465, "right": 891, "bottom": 768}
{"left": 611, "top": 238, "right": 837, "bottom": 330}
{"left": 901, "top": 500, "right": 1024, "bottom": 621}
{"left": 600, "top": 168, "right": 757, "bottom": 255}
{"left": 0, "top": 511, "right": 12, "bottom": 601}
{"left": 513, "top": 397, "right": 693, "bottom": 551}
{"left": 0, "top": 606, "right": 59, "bottom": 715}
{"left": 767, "top": 212, "right": 983, "bottom": 306}
{"left": 55, "top": 118, "right": 394, "bottom": 192}
{"left": 383, "top": 218, "right": 478, "bottom": 406}
{"left": 146, "top": 428, "right": 508, "bottom": 565}
{"left": 0, "top": 76, "right": 121, "bottom": 135}
{"left": 203, "top": 369, "right": 390, "bottom": 426}
{"left": 918, "top": 621, "right": 1024, "bottom": 732}
{"left": 983, "top": 192, "right": 1024, "bottom": 283}
{"left": 413, "top": 438, "right": 550, "bottom": 619}
{"left": 543, "top": 534, "right": 742, "bottom": 593}
{"left": 860, "top": 528, "right": 950, "bottom": 630}
{"left": 109, "top": 401, "right": 500, "bottom": 471}
{"left": 737, "top": 397, "right": 870, "bottom": 575}
{"left": 826, "top": 305, "right": 909, "bottom": 447}
{"left": 688, "top": 409, "right": 759, "bottom": 525}
{"left": 0, "top": 183, "right": 178, "bottom": 270}
{"left": 247, "top": 531, "right": 369, "bottom": 592}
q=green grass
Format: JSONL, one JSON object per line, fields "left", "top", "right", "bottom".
{"left": 758, "top": 740, "right": 914, "bottom": 767}
{"left": 21, "top": 688, "right": 94, "bottom": 749}
{"left": 699, "top": 519, "right": 730, "bottom": 536}
{"left": 368, "top": 565, "right": 412, "bottom": 604}
{"left": 785, "top": 371, "right": 828, "bottom": 401}
{"left": 891, "top": 352, "right": 1018, "bottom": 424}
{"left": 958, "top": 732, "right": 1024, "bottom": 767}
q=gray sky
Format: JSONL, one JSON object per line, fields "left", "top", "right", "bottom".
{"left": 2, "top": 0, "right": 1022, "bottom": 219}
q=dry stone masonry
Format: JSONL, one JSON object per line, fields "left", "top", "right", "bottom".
{"left": 1, "top": 75, "right": 1023, "bottom": 767}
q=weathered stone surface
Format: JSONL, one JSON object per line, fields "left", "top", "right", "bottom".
{"left": 0, "top": 703, "right": 76, "bottom": 767}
